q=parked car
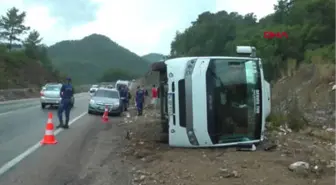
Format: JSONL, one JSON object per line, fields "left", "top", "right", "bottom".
{"left": 40, "top": 83, "right": 75, "bottom": 109}
{"left": 89, "top": 84, "right": 99, "bottom": 96}
{"left": 115, "top": 80, "right": 130, "bottom": 90}
{"left": 88, "top": 88, "right": 123, "bottom": 116}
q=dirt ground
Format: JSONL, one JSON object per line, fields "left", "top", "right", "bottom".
{"left": 119, "top": 106, "right": 335, "bottom": 185}
{"left": 123, "top": 65, "right": 336, "bottom": 185}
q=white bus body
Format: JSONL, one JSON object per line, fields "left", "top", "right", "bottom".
{"left": 152, "top": 46, "right": 271, "bottom": 148}
{"left": 115, "top": 80, "right": 130, "bottom": 90}
{"left": 164, "top": 56, "right": 271, "bottom": 147}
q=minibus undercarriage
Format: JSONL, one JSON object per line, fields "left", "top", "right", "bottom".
{"left": 151, "top": 62, "right": 169, "bottom": 134}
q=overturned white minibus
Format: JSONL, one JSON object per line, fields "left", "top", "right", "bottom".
{"left": 151, "top": 46, "right": 271, "bottom": 147}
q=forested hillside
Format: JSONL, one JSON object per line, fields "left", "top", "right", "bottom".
{"left": 48, "top": 34, "right": 149, "bottom": 84}
{"left": 142, "top": 53, "right": 165, "bottom": 63}
{"left": 170, "top": 0, "right": 335, "bottom": 82}
{"left": 0, "top": 7, "right": 62, "bottom": 89}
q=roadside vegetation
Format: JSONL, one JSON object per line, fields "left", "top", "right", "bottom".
{"left": 0, "top": 7, "right": 63, "bottom": 89}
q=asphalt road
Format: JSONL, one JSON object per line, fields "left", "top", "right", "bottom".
{"left": 0, "top": 98, "right": 40, "bottom": 115}
{"left": 0, "top": 93, "right": 88, "bottom": 167}
{"left": 0, "top": 93, "right": 132, "bottom": 185}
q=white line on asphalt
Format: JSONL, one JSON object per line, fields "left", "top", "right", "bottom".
{"left": 0, "top": 111, "right": 87, "bottom": 176}
{"left": 0, "top": 98, "right": 39, "bottom": 105}
{"left": 0, "top": 95, "right": 90, "bottom": 117}
{"left": 0, "top": 105, "right": 40, "bottom": 117}
{"left": 0, "top": 92, "right": 88, "bottom": 105}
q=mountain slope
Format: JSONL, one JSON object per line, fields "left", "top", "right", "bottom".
{"left": 0, "top": 48, "right": 60, "bottom": 89}
{"left": 48, "top": 34, "right": 149, "bottom": 84}
{"left": 142, "top": 53, "right": 165, "bottom": 63}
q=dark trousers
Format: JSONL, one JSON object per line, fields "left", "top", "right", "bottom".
{"left": 136, "top": 102, "right": 143, "bottom": 115}
{"left": 122, "top": 99, "right": 128, "bottom": 111}
{"left": 58, "top": 99, "right": 71, "bottom": 124}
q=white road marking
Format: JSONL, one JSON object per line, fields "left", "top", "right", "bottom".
{"left": 0, "top": 111, "right": 87, "bottom": 176}
{"left": 0, "top": 92, "right": 88, "bottom": 105}
{"left": 0, "top": 98, "right": 39, "bottom": 105}
{"left": 0, "top": 105, "right": 40, "bottom": 117}
{"left": 0, "top": 94, "right": 89, "bottom": 117}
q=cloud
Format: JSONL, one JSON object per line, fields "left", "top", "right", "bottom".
{"left": 0, "top": 0, "right": 277, "bottom": 55}
{"left": 65, "top": 0, "right": 217, "bottom": 55}
{"left": 24, "top": 0, "right": 99, "bottom": 28}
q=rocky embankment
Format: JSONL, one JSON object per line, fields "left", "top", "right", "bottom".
{"left": 0, "top": 88, "right": 39, "bottom": 101}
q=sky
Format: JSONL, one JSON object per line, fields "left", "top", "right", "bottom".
{"left": 0, "top": 0, "right": 277, "bottom": 56}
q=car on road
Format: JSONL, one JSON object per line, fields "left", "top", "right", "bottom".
{"left": 115, "top": 80, "right": 130, "bottom": 90}
{"left": 88, "top": 88, "right": 123, "bottom": 116}
{"left": 41, "top": 82, "right": 59, "bottom": 91}
{"left": 40, "top": 83, "right": 75, "bottom": 109}
{"left": 89, "top": 84, "right": 99, "bottom": 96}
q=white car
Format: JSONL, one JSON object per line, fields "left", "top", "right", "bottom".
{"left": 89, "top": 85, "right": 99, "bottom": 96}
{"left": 40, "top": 83, "right": 75, "bottom": 109}
{"left": 115, "top": 80, "right": 130, "bottom": 90}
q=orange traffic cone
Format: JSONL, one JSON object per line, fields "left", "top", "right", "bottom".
{"left": 41, "top": 112, "right": 57, "bottom": 145}
{"left": 102, "top": 105, "right": 109, "bottom": 123}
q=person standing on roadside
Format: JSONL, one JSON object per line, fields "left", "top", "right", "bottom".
{"left": 57, "top": 77, "right": 74, "bottom": 129}
{"left": 151, "top": 84, "right": 158, "bottom": 109}
{"left": 141, "top": 85, "right": 148, "bottom": 107}
{"left": 119, "top": 86, "right": 127, "bottom": 111}
{"left": 135, "top": 85, "right": 145, "bottom": 116}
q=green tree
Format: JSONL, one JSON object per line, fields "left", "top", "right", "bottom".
{"left": 38, "top": 44, "right": 54, "bottom": 71}
{"left": 0, "top": 7, "right": 64, "bottom": 89}
{"left": 0, "top": 7, "right": 30, "bottom": 49}
{"left": 23, "top": 30, "right": 42, "bottom": 59}
{"left": 169, "top": 0, "right": 335, "bottom": 82}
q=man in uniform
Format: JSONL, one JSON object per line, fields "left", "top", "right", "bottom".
{"left": 119, "top": 86, "right": 129, "bottom": 111}
{"left": 57, "top": 77, "right": 74, "bottom": 129}
{"left": 135, "top": 85, "right": 145, "bottom": 116}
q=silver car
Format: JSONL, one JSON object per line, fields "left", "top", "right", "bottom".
{"left": 40, "top": 83, "right": 75, "bottom": 109}
{"left": 89, "top": 85, "right": 99, "bottom": 96}
{"left": 88, "top": 88, "right": 123, "bottom": 116}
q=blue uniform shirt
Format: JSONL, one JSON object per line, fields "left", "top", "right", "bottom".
{"left": 60, "top": 84, "right": 73, "bottom": 100}
{"left": 120, "top": 88, "right": 128, "bottom": 102}
{"left": 120, "top": 88, "right": 127, "bottom": 98}
{"left": 136, "top": 89, "right": 144, "bottom": 103}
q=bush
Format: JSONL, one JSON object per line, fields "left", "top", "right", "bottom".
{"left": 267, "top": 91, "right": 307, "bottom": 132}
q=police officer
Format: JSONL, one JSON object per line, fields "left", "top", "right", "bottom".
{"left": 135, "top": 85, "right": 145, "bottom": 116}
{"left": 57, "top": 77, "right": 74, "bottom": 129}
{"left": 119, "top": 86, "right": 129, "bottom": 111}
